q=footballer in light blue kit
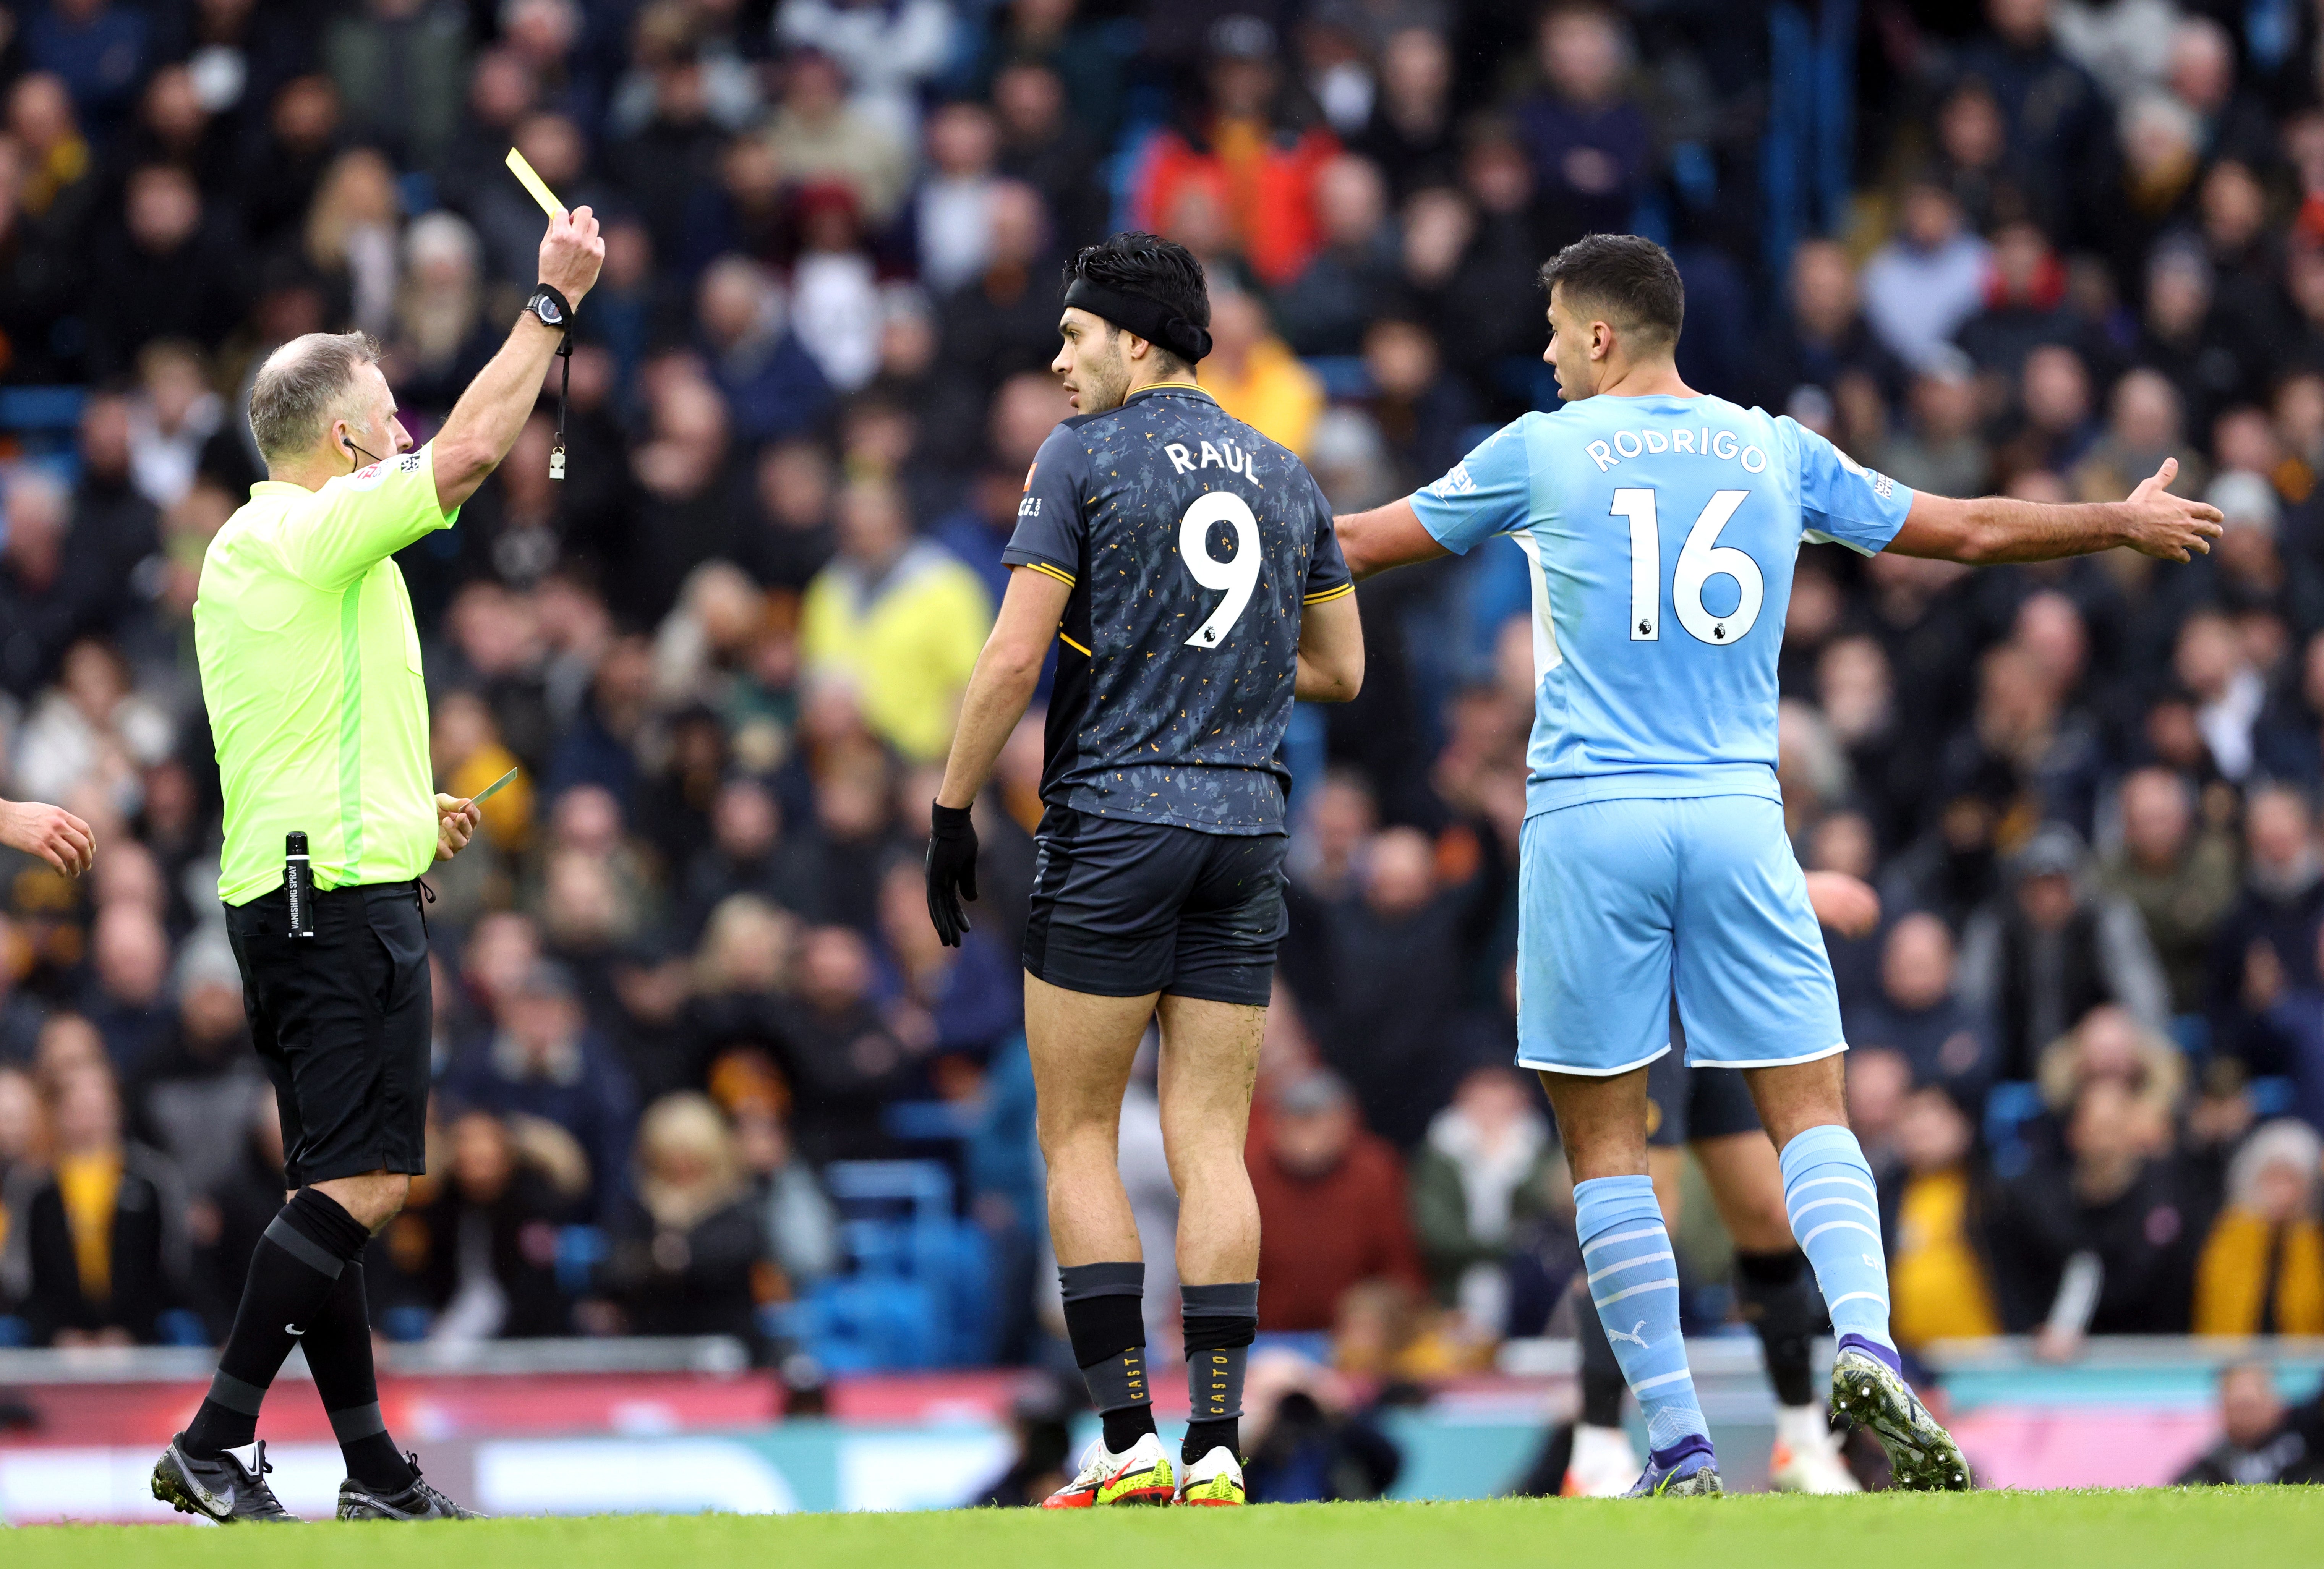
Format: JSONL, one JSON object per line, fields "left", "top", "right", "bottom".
{"left": 1337, "top": 233, "right": 2224, "bottom": 1498}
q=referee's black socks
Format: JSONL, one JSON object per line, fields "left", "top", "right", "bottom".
{"left": 1059, "top": 1262, "right": 1156, "bottom": 1453}
{"left": 183, "top": 1188, "right": 374, "bottom": 1459}
{"left": 306, "top": 1258, "right": 417, "bottom": 1492}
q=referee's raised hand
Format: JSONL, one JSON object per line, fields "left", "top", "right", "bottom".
{"left": 0, "top": 797, "right": 93, "bottom": 876}
{"left": 538, "top": 203, "right": 605, "bottom": 304}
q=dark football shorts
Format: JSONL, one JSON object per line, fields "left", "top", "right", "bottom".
{"left": 1022, "top": 806, "right": 1288, "bottom": 1007}
{"left": 225, "top": 880, "right": 432, "bottom": 1187}
{"left": 1647, "top": 1004, "right": 1767, "bottom": 1148}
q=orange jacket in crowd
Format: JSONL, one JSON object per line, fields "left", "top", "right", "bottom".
{"left": 1128, "top": 118, "right": 1338, "bottom": 287}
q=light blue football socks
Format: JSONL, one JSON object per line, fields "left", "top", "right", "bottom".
{"left": 1779, "top": 1124, "right": 1896, "bottom": 1355}
{"left": 1574, "top": 1174, "right": 1709, "bottom": 1457}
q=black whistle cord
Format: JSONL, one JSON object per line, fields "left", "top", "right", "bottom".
{"left": 551, "top": 334, "right": 572, "bottom": 481}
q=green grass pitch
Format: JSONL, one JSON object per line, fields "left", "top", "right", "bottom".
{"left": 7, "top": 1490, "right": 2321, "bottom": 1568}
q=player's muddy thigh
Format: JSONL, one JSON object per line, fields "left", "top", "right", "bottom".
{"left": 1741, "top": 1054, "right": 1851, "bottom": 1150}
{"left": 1535, "top": 1066, "right": 1652, "bottom": 1180}
{"left": 1154, "top": 993, "right": 1265, "bottom": 1286}
{"left": 1026, "top": 971, "right": 1161, "bottom": 1266}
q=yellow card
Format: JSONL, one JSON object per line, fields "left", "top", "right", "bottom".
{"left": 505, "top": 147, "right": 564, "bottom": 217}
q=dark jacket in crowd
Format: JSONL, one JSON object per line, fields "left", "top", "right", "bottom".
{"left": 596, "top": 1192, "right": 770, "bottom": 1356}
{"left": 1985, "top": 1148, "right": 2217, "bottom": 1334}
{"left": 1, "top": 1142, "right": 188, "bottom": 1344}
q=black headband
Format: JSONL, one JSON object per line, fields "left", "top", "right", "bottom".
{"left": 1063, "top": 279, "right": 1213, "bottom": 364}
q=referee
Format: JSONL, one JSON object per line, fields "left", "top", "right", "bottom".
{"left": 151, "top": 205, "right": 603, "bottom": 1524}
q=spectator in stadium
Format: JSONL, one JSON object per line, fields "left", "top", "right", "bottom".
{"left": 1238, "top": 1347, "right": 1403, "bottom": 1502}
{"left": 122, "top": 933, "right": 258, "bottom": 1199}
{"left": 694, "top": 255, "right": 832, "bottom": 447}
{"left": 1249, "top": 1070, "right": 1426, "bottom": 1331}
{"left": 1273, "top": 155, "right": 1399, "bottom": 358}
{"left": 1407, "top": 1064, "right": 1559, "bottom": 1332}
{"left": 1755, "top": 240, "right": 1902, "bottom": 418}
{"left": 1128, "top": 15, "right": 1337, "bottom": 289}
{"left": 761, "top": 47, "right": 910, "bottom": 225}
{"left": 1202, "top": 288, "right": 1326, "bottom": 457}
{"left": 775, "top": 923, "right": 914, "bottom": 1164}
{"left": 2035, "top": 1005, "right": 2189, "bottom": 1153}
{"left": 1878, "top": 1082, "right": 2002, "bottom": 1350}
{"left": 1350, "top": 27, "right": 1456, "bottom": 199}
{"left": 798, "top": 476, "right": 990, "bottom": 765}
{"left": 2191, "top": 1119, "right": 2323, "bottom": 1336}
{"left": 1875, "top": 350, "right": 1993, "bottom": 502}
{"left": 874, "top": 859, "right": 1019, "bottom": 1063}
{"left": 0, "top": 1062, "right": 44, "bottom": 1208}
{"left": 1352, "top": 316, "right": 1477, "bottom": 497}
{"left": 1844, "top": 913, "right": 1994, "bottom": 1111}
{"left": 2, "top": 1065, "right": 188, "bottom": 1345}
{"left": 2098, "top": 766, "right": 2240, "bottom": 1016}
{"left": 1313, "top": 826, "right": 1475, "bottom": 1147}
{"left": 716, "top": 1057, "right": 840, "bottom": 1293}
{"left": 1987, "top": 1076, "right": 2212, "bottom": 1336}
{"left": 442, "top": 960, "right": 638, "bottom": 1221}
{"left": 2175, "top": 1362, "right": 2324, "bottom": 1485}
{"left": 1860, "top": 178, "right": 1991, "bottom": 372}
{"left": 2245, "top": 919, "right": 2324, "bottom": 1137}
{"left": 2209, "top": 784, "right": 2324, "bottom": 1067}
{"left": 589, "top": 1092, "right": 773, "bottom": 1357}
{"left": 76, "top": 904, "right": 172, "bottom": 1072}
{"left": 1958, "top": 824, "right": 2171, "bottom": 1082}
{"left": 86, "top": 163, "right": 249, "bottom": 381}
{"left": 387, "top": 1107, "right": 581, "bottom": 1342}
{"left": 911, "top": 100, "right": 1004, "bottom": 298}
{"left": 323, "top": 0, "right": 470, "bottom": 172}
{"left": 1512, "top": 3, "right": 1650, "bottom": 248}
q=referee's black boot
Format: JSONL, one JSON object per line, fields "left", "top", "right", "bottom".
{"left": 151, "top": 1435, "right": 301, "bottom": 1523}
{"left": 337, "top": 1456, "right": 484, "bottom": 1521}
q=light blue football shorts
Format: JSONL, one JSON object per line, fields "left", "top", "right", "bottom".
{"left": 1515, "top": 794, "right": 1847, "bottom": 1077}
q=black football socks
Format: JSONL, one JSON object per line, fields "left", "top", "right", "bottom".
{"left": 302, "top": 1258, "right": 417, "bottom": 1491}
{"left": 1180, "top": 1281, "right": 1258, "bottom": 1464}
{"left": 183, "top": 1188, "right": 374, "bottom": 1457}
{"left": 1734, "top": 1248, "right": 1821, "bottom": 1409}
{"left": 1060, "top": 1261, "right": 1156, "bottom": 1453}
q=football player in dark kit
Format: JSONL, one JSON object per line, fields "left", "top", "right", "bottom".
{"left": 925, "top": 233, "right": 1365, "bottom": 1508}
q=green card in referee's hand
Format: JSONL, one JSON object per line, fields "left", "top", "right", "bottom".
{"left": 470, "top": 766, "right": 519, "bottom": 805}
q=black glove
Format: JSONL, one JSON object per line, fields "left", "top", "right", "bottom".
{"left": 925, "top": 801, "right": 980, "bottom": 947}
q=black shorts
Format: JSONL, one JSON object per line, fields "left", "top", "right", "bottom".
{"left": 225, "top": 880, "right": 432, "bottom": 1187}
{"left": 1647, "top": 1006, "right": 1765, "bottom": 1148}
{"left": 1022, "top": 807, "right": 1288, "bottom": 1007}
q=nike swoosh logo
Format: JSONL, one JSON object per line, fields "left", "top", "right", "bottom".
{"left": 285, "top": 1324, "right": 304, "bottom": 1336}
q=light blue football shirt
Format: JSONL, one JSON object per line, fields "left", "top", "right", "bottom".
{"left": 1412, "top": 394, "right": 1915, "bottom": 819}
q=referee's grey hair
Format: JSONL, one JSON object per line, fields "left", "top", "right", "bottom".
{"left": 248, "top": 330, "right": 382, "bottom": 466}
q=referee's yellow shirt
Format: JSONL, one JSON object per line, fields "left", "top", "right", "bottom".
{"left": 194, "top": 446, "right": 457, "bottom": 905}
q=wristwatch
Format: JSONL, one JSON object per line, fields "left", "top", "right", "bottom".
{"left": 524, "top": 283, "right": 574, "bottom": 332}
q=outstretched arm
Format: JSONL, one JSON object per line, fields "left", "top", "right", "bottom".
{"left": 1886, "top": 458, "right": 2223, "bottom": 565}
{"left": 431, "top": 207, "right": 605, "bottom": 512}
{"left": 1336, "top": 497, "right": 1449, "bottom": 580}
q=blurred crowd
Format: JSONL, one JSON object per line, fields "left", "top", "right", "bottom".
{"left": 0, "top": 0, "right": 2322, "bottom": 1423}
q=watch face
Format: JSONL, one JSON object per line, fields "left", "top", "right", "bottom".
{"left": 536, "top": 296, "right": 564, "bottom": 324}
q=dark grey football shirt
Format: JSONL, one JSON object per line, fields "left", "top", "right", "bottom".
{"left": 1001, "top": 382, "right": 1354, "bottom": 835}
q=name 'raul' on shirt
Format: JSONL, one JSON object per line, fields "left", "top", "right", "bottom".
{"left": 1582, "top": 424, "right": 1772, "bottom": 474}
